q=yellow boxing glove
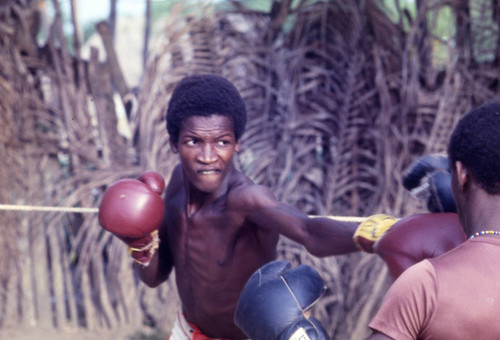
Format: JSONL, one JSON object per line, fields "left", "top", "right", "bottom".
{"left": 353, "top": 214, "right": 398, "bottom": 253}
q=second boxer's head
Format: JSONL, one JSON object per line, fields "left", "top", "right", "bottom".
{"left": 448, "top": 101, "right": 500, "bottom": 195}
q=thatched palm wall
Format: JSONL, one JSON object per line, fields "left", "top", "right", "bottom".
{"left": 1, "top": 0, "right": 500, "bottom": 339}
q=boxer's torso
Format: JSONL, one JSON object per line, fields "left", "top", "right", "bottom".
{"left": 164, "top": 166, "right": 279, "bottom": 339}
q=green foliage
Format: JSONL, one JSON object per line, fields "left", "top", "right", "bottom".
{"left": 216, "top": 0, "right": 273, "bottom": 12}
{"left": 82, "top": 19, "right": 100, "bottom": 42}
{"left": 470, "top": 0, "right": 498, "bottom": 63}
{"left": 150, "top": 1, "right": 176, "bottom": 22}
{"left": 380, "top": 0, "right": 416, "bottom": 28}
{"left": 379, "top": 0, "right": 499, "bottom": 66}
{"left": 379, "top": 1, "right": 453, "bottom": 68}
{"left": 150, "top": 0, "right": 227, "bottom": 22}
{"left": 429, "top": 5, "right": 454, "bottom": 68}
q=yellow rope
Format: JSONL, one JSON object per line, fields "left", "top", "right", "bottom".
{"left": 0, "top": 204, "right": 367, "bottom": 222}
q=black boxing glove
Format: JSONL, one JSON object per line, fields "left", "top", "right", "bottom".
{"left": 234, "top": 260, "right": 329, "bottom": 340}
{"left": 402, "top": 154, "right": 456, "bottom": 213}
{"left": 425, "top": 170, "right": 456, "bottom": 213}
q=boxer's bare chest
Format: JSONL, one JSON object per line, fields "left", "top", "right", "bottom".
{"left": 166, "top": 207, "right": 250, "bottom": 339}
{"left": 166, "top": 191, "right": 250, "bottom": 273}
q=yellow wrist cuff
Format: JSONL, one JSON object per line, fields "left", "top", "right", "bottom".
{"left": 128, "top": 230, "right": 159, "bottom": 265}
{"left": 353, "top": 214, "right": 397, "bottom": 252}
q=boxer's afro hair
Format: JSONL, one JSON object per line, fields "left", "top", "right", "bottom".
{"left": 166, "top": 74, "right": 247, "bottom": 144}
{"left": 448, "top": 101, "right": 500, "bottom": 195}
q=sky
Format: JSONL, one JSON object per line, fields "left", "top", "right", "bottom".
{"left": 60, "top": 0, "right": 146, "bottom": 25}
{"left": 65, "top": 0, "right": 222, "bottom": 25}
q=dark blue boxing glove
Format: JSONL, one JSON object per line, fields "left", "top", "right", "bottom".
{"left": 278, "top": 317, "right": 330, "bottom": 340}
{"left": 234, "top": 260, "right": 329, "bottom": 340}
{"left": 402, "top": 154, "right": 457, "bottom": 213}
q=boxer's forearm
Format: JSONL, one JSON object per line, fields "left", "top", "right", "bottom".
{"left": 133, "top": 248, "right": 172, "bottom": 287}
{"left": 302, "top": 218, "right": 359, "bottom": 256}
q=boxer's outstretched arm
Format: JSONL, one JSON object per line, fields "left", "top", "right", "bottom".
{"left": 300, "top": 214, "right": 359, "bottom": 255}
{"left": 232, "top": 184, "right": 360, "bottom": 257}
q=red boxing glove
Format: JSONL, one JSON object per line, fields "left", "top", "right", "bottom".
{"left": 98, "top": 171, "right": 165, "bottom": 265}
{"left": 137, "top": 170, "right": 165, "bottom": 195}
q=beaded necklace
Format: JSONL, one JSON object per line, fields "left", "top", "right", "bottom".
{"left": 468, "top": 230, "right": 500, "bottom": 240}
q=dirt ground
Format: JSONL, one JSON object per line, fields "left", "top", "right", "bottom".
{"left": 0, "top": 325, "right": 166, "bottom": 340}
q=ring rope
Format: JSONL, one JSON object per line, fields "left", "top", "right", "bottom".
{"left": 0, "top": 204, "right": 367, "bottom": 222}
{"left": 0, "top": 204, "right": 99, "bottom": 214}
{"left": 312, "top": 215, "right": 367, "bottom": 222}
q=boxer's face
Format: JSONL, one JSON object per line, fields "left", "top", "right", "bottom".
{"left": 171, "top": 114, "right": 241, "bottom": 193}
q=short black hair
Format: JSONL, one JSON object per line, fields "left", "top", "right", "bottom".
{"left": 166, "top": 74, "right": 247, "bottom": 144}
{"left": 448, "top": 101, "right": 500, "bottom": 195}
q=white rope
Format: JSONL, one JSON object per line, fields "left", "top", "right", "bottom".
{"left": 320, "top": 215, "right": 367, "bottom": 223}
{"left": 0, "top": 204, "right": 98, "bottom": 214}
{"left": 0, "top": 204, "right": 367, "bottom": 222}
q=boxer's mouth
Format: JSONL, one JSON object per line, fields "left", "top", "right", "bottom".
{"left": 197, "top": 169, "right": 220, "bottom": 175}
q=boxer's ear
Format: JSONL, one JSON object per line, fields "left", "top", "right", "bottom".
{"left": 454, "top": 161, "right": 468, "bottom": 190}
{"left": 169, "top": 138, "right": 178, "bottom": 154}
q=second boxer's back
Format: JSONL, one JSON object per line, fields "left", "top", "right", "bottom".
{"left": 420, "top": 237, "right": 500, "bottom": 339}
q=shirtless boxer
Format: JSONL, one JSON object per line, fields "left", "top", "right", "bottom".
{"left": 367, "top": 101, "right": 500, "bottom": 339}
{"left": 98, "top": 74, "right": 395, "bottom": 339}
{"left": 98, "top": 74, "right": 475, "bottom": 339}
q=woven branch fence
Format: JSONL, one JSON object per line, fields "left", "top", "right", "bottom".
{"left": 1, "top": 0, "right": 500, "bottom": 339}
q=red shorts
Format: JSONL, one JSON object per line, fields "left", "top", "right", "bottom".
{"left": 168, "top": 311, "right": 233, "bottom": 340}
